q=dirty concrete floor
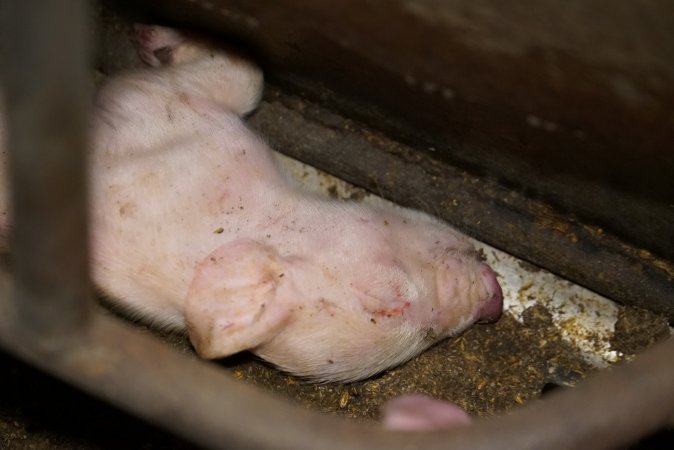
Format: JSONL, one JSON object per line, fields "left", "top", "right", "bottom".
{"left": 1, "top": 8, "right": 673, "bottom": 450}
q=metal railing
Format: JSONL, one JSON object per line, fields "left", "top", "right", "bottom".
{"left": 0, "top": 1, "right": 672, "bottom": 449}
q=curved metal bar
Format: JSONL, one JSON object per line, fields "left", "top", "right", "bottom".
{"left": 0, "top": 289, "right": 672, "bottom": 450}
{"left": 0, "top": 1, "right": 672, "bottom": 450}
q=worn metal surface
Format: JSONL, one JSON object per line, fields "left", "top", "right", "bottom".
{"left": 0, "top": 1, "right": 93, "bottom": 338}
{"left": 120, "top": 0, "right": 674, "bottom": 320}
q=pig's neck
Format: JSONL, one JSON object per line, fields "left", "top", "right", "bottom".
{"left": 254, "top": 190, "right": 377, "bottom": 265}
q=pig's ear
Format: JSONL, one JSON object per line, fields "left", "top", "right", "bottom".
{"left": 184, "top": 239, "right": 293, "bottom": 358}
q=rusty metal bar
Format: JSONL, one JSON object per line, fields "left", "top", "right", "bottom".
{"left": 0, "top": 1, "right": 672, "bottom": 450}
{"left": 1, "top": 0, "right": 93, "bottom": 339}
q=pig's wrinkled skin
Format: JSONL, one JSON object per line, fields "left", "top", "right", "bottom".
{"left": 0, "top": 25, "right": 503, "bottom": 382}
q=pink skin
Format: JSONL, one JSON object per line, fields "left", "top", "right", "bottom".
{"left": 0, "top": 25, "right": 503, "bottom": 382}
{"left": 477, "top": 266, "right": 504, "bottom": 322}
{"left": 382, "top": 394, "right": 472, "bottom": 431}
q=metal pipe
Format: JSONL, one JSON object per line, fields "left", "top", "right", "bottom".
{"left": 1, "top": 274, "right": 673, "bottom": 450}
{"left": 0, "top": 1, "right": 672, "bottom": 450}
{"left": 0, "top": 0, "right": 93, "bottom": 340}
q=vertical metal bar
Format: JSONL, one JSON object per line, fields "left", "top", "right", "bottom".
{"left": 1, "top": 0, "right": 92, "bottom": 339}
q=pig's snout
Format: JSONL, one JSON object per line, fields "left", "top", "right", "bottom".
{"left": 476, "top": 265, "right": 503, "bottom": 323}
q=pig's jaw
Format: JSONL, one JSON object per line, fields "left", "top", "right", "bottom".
{"left": 254, "top": 313, "right": 439, "bottom": 382}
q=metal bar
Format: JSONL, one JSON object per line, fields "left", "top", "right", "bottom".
{"left": 0, "top": 2, "right": 672, "bottom": 450}
{"left": 1, "top": 0, "right": 93, "bottom": 339}
{"left": 0, "top": 282, "right": 672, "bottom": 450}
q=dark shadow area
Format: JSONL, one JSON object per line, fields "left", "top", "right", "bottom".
{"left": 0, "top": 350, "right": 198, "bottom": 449}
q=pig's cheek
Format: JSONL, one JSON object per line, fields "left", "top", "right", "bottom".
{"left": 184, "top": 239, "right": 295, "bottom": 358}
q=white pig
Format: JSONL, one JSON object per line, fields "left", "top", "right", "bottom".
{"left": 0, "top": 25, "right": 502, "bottom": 382}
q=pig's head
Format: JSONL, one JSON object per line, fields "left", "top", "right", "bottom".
{"left": 185, "top": 205, "right": 503, "bottom": 382}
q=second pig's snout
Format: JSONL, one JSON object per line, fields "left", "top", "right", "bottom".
{"left": 476, "top": 265, "right": 503, "bottom": 323}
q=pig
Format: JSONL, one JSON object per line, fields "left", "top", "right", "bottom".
{"left": 0, "top": 24, "right": 503, "bottom": 382}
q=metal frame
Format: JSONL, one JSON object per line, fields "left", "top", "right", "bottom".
{"left": 0, "top": 1, "right": 672, "bottom": 449}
